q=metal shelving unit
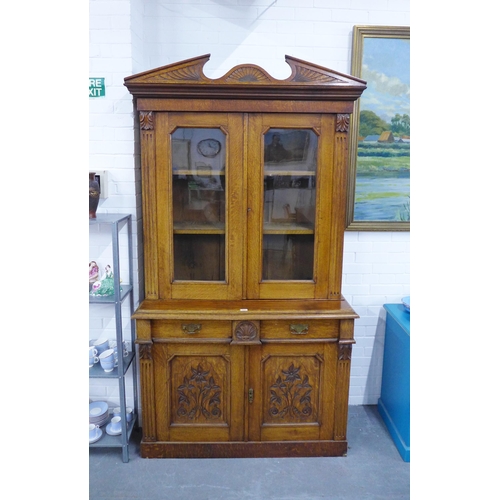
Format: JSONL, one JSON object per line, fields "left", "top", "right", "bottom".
{"left": 89, "top": 213, "right": 138, "bottom": 463}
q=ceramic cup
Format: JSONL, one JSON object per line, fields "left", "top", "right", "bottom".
{"left": 93, "top": 338, "right": 109, "bottom": 356}
{"left": 113, "top": 406, "right": 133, "bottom": 423}
{"left": 89, "top": 424, "right": 100, "bottom": 440}
{"left": 109, "top": 340, "right": 129, "bottom": 358}
{"left": 99, "top": 348, "right": 118, "bottom": 372}
{"left": 125, "top": 407, "right": 134, "bottom": 422}
{"left": 89, "top": 346, "right": 99, "bottom": 368}
{"left": 110, "top": 416, "right": 122, "bottom": 433}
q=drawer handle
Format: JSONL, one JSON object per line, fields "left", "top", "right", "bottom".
{"left": 182, "top": 323, "right": 201, "bottom": 335}
{"left": 290, "top": 323, "right": 309, "bottom": 335}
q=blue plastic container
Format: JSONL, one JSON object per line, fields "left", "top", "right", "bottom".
{"left": 378, "top": 303, "right": 410, "bottom": 462}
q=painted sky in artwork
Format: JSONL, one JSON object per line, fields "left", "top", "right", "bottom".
{"left": 360, "top": 37, "right": 410, "bottom": 124}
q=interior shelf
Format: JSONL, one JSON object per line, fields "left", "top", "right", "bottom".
{"left": 174, "top": 222, "right": 225, "bottom": 234}
{"left": 263, "top": 222, "right": 314, "bottom": 234}
{"left": 264, "top": 170, "right": 316, "bottom": 176}
{"left": 174, "top": 169, "right": 225, "bottom": 176}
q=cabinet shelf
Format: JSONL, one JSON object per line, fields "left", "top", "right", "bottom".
{"left": 174, "top": 169, "right": 225, "bottom": 176}
{"left": 173, "top": 222, "right": 225, "bottom": 234}
{"left": 173, "top": 222, "right": 314, "bottom": 235}
{"left": 264, "top": 222, "right": 314, "bottom": 234}
{"left": 89, "top": 351, "right": 136, "bottom": 379}
{"left": 264, "top": 170, "right": 316, "bottom": 176}
{"left": 89, "top": 213, "right": 138, "bottom": 463}
{"left": 89, "top": 213, "right": 131, "bottom": 226}
{"left": 89, "top": 415, "right": 138, "bottom": 449}
{"left": 89, "top": 284, "right": 133, "bottom": 304}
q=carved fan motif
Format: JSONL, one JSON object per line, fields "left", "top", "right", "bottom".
{"left": 234, "top": 321, "right": 258, "bottom": 341}
{"left": 292, "top": 67, "right": 344, "bottom": 84}
{"left": 225, "top": 67, "right": 272, "bottom": 83}
{"left": 156, "top": 65, "right": 204, "bottom": 82}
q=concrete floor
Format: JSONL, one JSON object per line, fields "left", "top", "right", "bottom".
{"left": 89, "top": 405, "right": 410, "bottom": 500}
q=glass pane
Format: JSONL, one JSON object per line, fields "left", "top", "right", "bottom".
{"left": 262, "top": 129, "right": 317, "bottom": 281}
{"left": 171, "top": 127, "right": 226, "bottom": 281}
{"left": 174, "top": 234, "right": 225, "bottom": 281}
{"left": 262, "top": 234, "right": 314, "bottom": 280}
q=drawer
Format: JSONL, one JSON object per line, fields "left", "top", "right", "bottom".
{"left": 151, "top": 320, "right": 231, "bottom": 339}
{"left": 260, "top": 320, "right": 339, "bottom": 339}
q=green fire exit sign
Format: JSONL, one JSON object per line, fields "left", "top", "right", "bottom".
{"left": 89, "top": 78, "right": 105, "bottom": 97}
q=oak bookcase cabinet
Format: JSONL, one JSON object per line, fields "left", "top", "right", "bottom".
{"left": 124, "top": 55, "right": 366, "bottom": 458}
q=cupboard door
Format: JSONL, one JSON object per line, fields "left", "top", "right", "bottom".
{"left": 248, "top": 342, "right": 337, "bottom": 442}
{"left": 154, "top": 112, "right": 245, "bottom": 300}
{"left": 246, "top": 114, "right": 335, "bottom": 299}
{"left": 153, "top": 342, "right": 245, "bottom": 442}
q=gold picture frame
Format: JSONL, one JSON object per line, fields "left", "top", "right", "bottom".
{"left": 346, "top": 25, "right": 410, "bottom": 231}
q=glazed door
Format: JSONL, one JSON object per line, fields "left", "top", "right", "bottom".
{"left": 247, "top": 341, "right": 337, "bottom": 442}
{"left": 154, "top": 112, "right": 245, "bottom": 300}
{"left": 246, "top": 114, "right": 335, "bottom": 299}
{"left": 153, "top": 342, "right": 245, "bottom": 442}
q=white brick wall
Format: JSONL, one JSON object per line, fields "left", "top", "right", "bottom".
{"left": 89, "top": 0, "right": 143, "bottom": 405}
{"left": 343, "top": 231, "right": 410, "bottom": 404}
{"left": 89, "top": 0, "right": 410, "bottom": 406}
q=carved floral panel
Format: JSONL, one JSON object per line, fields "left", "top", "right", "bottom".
{"left": 263, "top": 356, "right": 321, "bottom": 425}
{"left": 169, "top": 356, "right": 228, "bottom": 425}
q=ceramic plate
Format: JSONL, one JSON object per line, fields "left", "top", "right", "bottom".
{"left": 401, "top": 296, "right": 410, "bottom": 312}
{"left": 89, "top": 427, "right": 103, "bottom": 444}
{"left": 89, "top": 401, "right": 108, "bottom": 418}
{"left": 90, "top": 414, "right": 109, "bottom": 427}
{"left": 106, "top": 422, "right": 122, "bottom": 436}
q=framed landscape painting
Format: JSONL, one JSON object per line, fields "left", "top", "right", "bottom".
{"left": 346, "top": 26, "right": 410, "bottom": 231}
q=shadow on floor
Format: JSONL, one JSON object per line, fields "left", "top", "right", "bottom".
{"left": 90, "top": 405, "right": 410, "bottom": 500}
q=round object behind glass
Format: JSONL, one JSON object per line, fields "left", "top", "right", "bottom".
{"left": 197, "top": 139, "right": 221, "bottom": 158}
